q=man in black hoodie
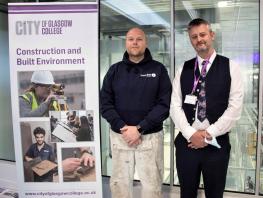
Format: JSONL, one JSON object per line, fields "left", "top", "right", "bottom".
{"left": 100, "top": 27, "right": 172, "bottom": 198}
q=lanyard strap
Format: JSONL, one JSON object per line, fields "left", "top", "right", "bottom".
{"left": 191, "top": 57, "right": 209, "bottom": 94}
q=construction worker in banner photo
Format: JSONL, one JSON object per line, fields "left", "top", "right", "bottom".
{"left": 19, "top": 70, "right": 68, "bottom": 117}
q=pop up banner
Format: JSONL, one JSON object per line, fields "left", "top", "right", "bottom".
{"left": 8, "top": 2, "right": 102, "bottom": 198}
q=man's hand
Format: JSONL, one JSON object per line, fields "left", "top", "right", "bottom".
{"left": 188, "top": 130, "right": 208, "bottom": 149}
{"left": 62, "top": 158, "right": 81, "bottom": 173}
{"left": 45, "top": 91, "right": 57, "bottom": 103}
{"left": 120, "top": 125, "right": 141, "bottom": 147}
{"left": 80, "top": 152, "right": 95, "bottom": 167}
{"left": 25, "top": 156, "right": 33, "bottom": 162}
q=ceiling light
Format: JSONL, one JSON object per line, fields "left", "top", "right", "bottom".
{"left": 218, "top": 1, "right": 229, "bottom": 8}
{"left": 102, "top": 0, "right": 169, "bottom": 28}
{"left": 182, "top": 1, "right": 198, "bottom": 19}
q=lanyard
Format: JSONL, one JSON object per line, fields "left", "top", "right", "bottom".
{"left": 191, "top": 57, "right": 209, "bottom": 94}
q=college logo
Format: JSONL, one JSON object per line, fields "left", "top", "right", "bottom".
{"left": 140, "top": 73, "right": 157, "bottom": 78}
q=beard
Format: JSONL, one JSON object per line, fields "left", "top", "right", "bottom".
{"left": 129, "top": 50, "right": 144, "bottom": 57}
{"left": 37, "top": 141, "right": 44, "bottom": 146}
{"left": 196, "top": 47, "right": 210, "bottom": 55}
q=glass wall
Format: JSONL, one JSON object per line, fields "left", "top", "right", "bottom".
{"left": 100, "top": 0, "right": 172, "bottom": 184}
{"left": 260, "top": 1, "right": 263, "bottom": 195}
{"left": 100, "top": 0, "right": 261, "bottom": 195}
{"left": 173, "top": 0, "right": 259, "bottom": 193}
{"left": 0, "top": 7, "right": 15, "bottom": 161}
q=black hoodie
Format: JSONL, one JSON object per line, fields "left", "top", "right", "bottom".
{"left": 100, "top": 48, "right": 172, "bottom": 134}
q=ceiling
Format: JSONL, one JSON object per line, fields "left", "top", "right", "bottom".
{"left": 100, "top": 0, "right": 259, "bottom": 50}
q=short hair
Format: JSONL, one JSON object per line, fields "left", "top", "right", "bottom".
{"left": 33, "top": 127, "right": 46, "bottom": 136}
{"left": 187, "top": 18, "right": 211, "bottom": 31}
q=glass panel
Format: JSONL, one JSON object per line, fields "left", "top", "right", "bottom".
{"left": 260, "top": 7, "right": 263, "bottom": 193}
{"left": 0, "top": 12, "right": 15, "bottom": 161}
{"left": 261, "top": 101, "right": 263, "bottom": 195}
{"left": 173, "top": 0, "right": 259, "bottom": 193}
{"left": 100, "top": 0, "right": 171, "bottom": 184}
{"left": 38, "top": 0, "right": 96, "bottom": 2}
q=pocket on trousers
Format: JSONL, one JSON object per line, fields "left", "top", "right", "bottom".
{"left": 137, "top": 139, "right": 152, "bottom": 151}
{"left": 112, "top": 142, "right": 135, "bottom": 151}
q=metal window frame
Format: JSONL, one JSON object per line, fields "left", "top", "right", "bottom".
{"left": 169, "top": 0, "right": 175, "bottom": 187}
{"left": 255, "top": 0, "right": 263, "bottom": 196}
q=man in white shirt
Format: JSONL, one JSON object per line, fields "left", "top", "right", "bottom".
{"left": 170, "top": 18, "right": 243, "bottom": 198}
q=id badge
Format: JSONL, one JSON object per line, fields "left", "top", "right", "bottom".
{"left": 184, "top": 94, "right": 197, "bottom": 105}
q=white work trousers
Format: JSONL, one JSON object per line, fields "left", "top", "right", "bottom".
{"left": 110, "top": 130, "right": 164, "bottom": 198}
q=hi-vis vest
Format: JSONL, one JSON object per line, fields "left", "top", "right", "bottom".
{"left": 21, "top": 91, "right": 60, "bottom": 111}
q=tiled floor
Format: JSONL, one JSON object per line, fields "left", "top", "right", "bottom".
{"left": 0, "top": 177, "right": 258, "bottom": 198}
{"left": 102, "top": 177, "right": 259, "bottom": 198}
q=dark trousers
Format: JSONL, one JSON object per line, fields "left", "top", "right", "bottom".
{"left": 175, "top": 132, "right": 231, "bottom": 198}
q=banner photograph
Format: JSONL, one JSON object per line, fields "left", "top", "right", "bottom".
{"left": 8, "top": 2, "right": 101, "bottom": 198}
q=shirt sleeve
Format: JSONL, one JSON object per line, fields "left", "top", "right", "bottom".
{"left": 206, "top": 60, "right": 244, "bottom": 137}
{"left": 19, "top": 96, "right": 49, "bottom": 117}
{"left": 25, "top": 144, "right": 34, "bottom": 158}
{"left": 138, "top": 66, "right": 172, "bottom": 131}
{"left": 170, "top": 67, "right": 196, "bottom": 141}
{"left": 100, "top": 66, "right": 126, "bottom": 132}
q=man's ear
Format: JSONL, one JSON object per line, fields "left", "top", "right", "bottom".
{"left": 211, "top": 31, "right": 215, "bottom": 40}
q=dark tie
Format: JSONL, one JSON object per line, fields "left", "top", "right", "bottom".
{"left": 197, "top": 60, "right": 208, "bottom": 122}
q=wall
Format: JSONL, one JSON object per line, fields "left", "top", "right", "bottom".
{"left": 0, "top": 11, "right": 15, "bottom": 161}
{"left": 0, "top": 160, "right": 17, "bottom": 189}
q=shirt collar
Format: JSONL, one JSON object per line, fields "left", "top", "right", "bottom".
{"left": 197, "top": 50, "right": 216, "bottom": 71}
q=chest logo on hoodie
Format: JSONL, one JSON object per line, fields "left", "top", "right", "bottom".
{"left": 140, "top": 73, "right": 156, "bottom": 78}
